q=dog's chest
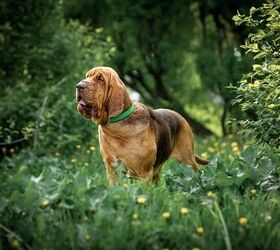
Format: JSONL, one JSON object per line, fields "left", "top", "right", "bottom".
{"left": 98, "top": 125, "right": 156, "bottom": 162}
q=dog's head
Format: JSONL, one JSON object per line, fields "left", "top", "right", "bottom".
{"left": 76, "top": 67, "right": 131, "bottom": 125}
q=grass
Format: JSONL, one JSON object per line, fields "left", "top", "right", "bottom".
{"left": 0, "top": 136, "right": 280, "bottom": 250}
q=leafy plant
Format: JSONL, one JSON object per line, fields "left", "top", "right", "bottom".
{"left": 232, "top": 1, "right": 280, "bottom": 151}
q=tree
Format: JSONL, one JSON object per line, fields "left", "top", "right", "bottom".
{"left": 0, "top": 0, "right": 111, "bottom": 153}
{"left": 64, "top": 0, "right": 213, "bottom": 135}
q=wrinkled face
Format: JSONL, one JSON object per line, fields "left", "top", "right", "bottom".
{"left": 76, "top": 72, "right": 106, "bottom": 120}
{"left": 76, "top": 67, "right": 129, "bottom": 125}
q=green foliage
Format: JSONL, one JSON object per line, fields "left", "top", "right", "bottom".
{"left": 0, "top": 142, "right": 279, "bottom": 249}
{"left": 0, "top": 1, "right": 114, "bottom": 153}
{"left": 233, "top": 1, "right": 280, "bottom": 151}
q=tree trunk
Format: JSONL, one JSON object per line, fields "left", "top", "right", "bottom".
{"left": 221, "top": 102, "right": 228, "bottom": 136}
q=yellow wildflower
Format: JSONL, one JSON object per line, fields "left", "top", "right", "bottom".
{"left": 192, "top": 248, "right": 200, "bottom": 250}
{"left": 232, "top": 146, "right": 240, "bottom": 154}
{"left": 227, "top": 134, "right": 234, "bottom": 139}
{"left": 85, "top": 234, "right": 91, "bottom": 241}
{"left": 207, "top": 191, "right": 215, "bottom": 198}
{"left": 83, "top": 216, "right": 89, "bottom": 222}
{"left": 10, "top": 148, "right": 15, "bottom": 154}
{"left": 231, "top": 142, "right": 238, "bottom": 148}
{"left": 196, "top": 227, "right": 204, "bottom": 235}
{"left": 239, "top": 217, "right": 248, "bottom": 226}
{"left": 201, "top": 152, "right": 208, "bottom": 158}
{"left": 137, "top": 196, "right": 146, "bottom": 204}
{"left": 180, "top": 207, "right": 189, "bottom": 215}
{"left": 76, "top": 144, "right": 81, "bottom": 149}
{"left": 132, "top": 213, "right": 138, "bottom": 220}
{"left": 55, "top": 152, "right": 60, "bottom": 157}
{"left": 123, "top": 184, "right": 128, "bottom": 189}
{"left": 84, "top": 162, "right": 89, "bottom": 167}
{"left": 41, "top": 199, "right": 50, "bottom": 208}
{"left": 71, "top": 158, "right": 77, "bottom": 163}
{"left": 162, "top": 212, "right": 171, "bottom": 219}
{"left": 10, "top": 239, "right": 20, "bottom": 249}
{"left": 89, "top": 146, "right": 96, "bottom": 152}
{"left": 250, "top": 189, "right": 256, "bottom": 195}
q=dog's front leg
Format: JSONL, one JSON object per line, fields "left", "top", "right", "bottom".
{"left": 104, "top": 160, "right": 118, "bottom": 185}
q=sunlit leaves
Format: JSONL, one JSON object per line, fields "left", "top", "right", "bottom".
{"left": 233, "top": 1, "right": 280, "bottom": 150}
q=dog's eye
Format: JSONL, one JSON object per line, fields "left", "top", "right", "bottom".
{"left": 96, "top": 73, "right": 105, "bottom": 83}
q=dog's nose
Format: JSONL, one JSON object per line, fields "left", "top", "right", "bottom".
{"left": 76, "top": 81, "right": 86, "bottom": 90}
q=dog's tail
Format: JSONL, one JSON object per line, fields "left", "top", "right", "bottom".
{"left": 195, "top": 155, "right": 210, "bottom": 165}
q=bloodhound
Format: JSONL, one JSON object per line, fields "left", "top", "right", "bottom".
{"left": 76, "top": 67, "right": 209, "bottom": 184}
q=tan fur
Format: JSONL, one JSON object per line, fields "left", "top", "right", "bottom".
{"left": 76, "top": 67, "right": 209, "bottom": 184}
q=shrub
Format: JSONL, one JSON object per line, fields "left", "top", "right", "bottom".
{"left": 0, "top": 1, "right": 114, "bottom": 154}
{"left": 232, "top": 1, "right": 280, "bottom": 151}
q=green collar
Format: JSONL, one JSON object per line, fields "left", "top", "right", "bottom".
{"left": 108, "top": 103, "right": 136, "bottom": 124}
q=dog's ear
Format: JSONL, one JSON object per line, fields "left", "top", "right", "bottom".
{"left": 107, "top": 76, "right": 125, "bottom": 118}
{"left": 96, "top": 72, "right": 105, "bottom": 83}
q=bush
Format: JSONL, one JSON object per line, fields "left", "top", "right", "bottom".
{"left": 0, "top": 1, "right": 114, "bottom": 155}
{"left": 232, "top": 1, "right": 280, "bottom": 151}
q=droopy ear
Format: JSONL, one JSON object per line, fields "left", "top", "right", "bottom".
{"left": 96, "top": 72, "right": 105, "bottom": 83}
{"left": 107, "top": 81, "right": 125, "bottom": 118}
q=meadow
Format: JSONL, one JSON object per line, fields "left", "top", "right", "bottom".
{"left": 1, "top": 135, "right": 279, "bottom": 250}
{"left": 1, "top": 1, "right": 279, "bottom": 249}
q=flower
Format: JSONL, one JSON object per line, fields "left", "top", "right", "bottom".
{"left": 123, "top": 184, "right": 128, "bottom": 189}
{"left": 41, "top": 199, "right": 50, "bottom": 208}
{"left": 207, "top": 191, "right": 215, "bottom": 198}
{"left": 10, "top": 148, "right": 15, "bottom": 154}
{"left": 132, "top": 213, "right": 138, "bottom": 220}
{"left": 89, "top": 146, "right": 96, "bottom": 152}
{"left": 232, "top": 146, "right": 240, "bottom": 154}
{"left": 201, "top": 152, "right": 208, "bottom": 158}
{"left": 83, "top": 216, "right": 89, "bottom": 222}
{"left": 196, "top": 227, "right": 204, "bottom": 235}
{"left": 55, "top": 152, "right": 60, "bottom": 157}
{"left": 162, "top": 212, "right": 171, "bottom": 219}
{"left": 180, "top": 207, "right": 189, "bottom": 215}
{"left": 239, "top": 217, "right": 248, "bottom": 226}
{"left": 192, "top": 248, "right": 200, "bottom": 250}
{"left": 250, "top": 189, "right": 256, "bottom": 195}
{"left": 10, "top": 239, "right": 20, "bottom": 249}
{"left": 227, "top": 134, "right": 234, "bottom": 139}
{"left": 84, "top": 162, "right": 89, "bottom": 167}
{"left": 76, "top": 144, "right": 81, "bottom": 149}
{"left": 231, "top": 142, "right": 238, "bottom": 148}
{"left": 137, "top": 196, "right": 146, "bottom": 204}
{"left": 71, "top": 158, "right": 77, "bottom": 163}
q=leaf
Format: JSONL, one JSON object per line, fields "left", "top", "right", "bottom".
{"left": 215, "top": 172, "right": 235, "bottom": 187}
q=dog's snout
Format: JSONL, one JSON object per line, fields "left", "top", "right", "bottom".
{"left": 76, "top": 81, "right": 87, "bottom": 90}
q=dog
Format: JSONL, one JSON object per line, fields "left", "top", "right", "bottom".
{"left": 76, "top": 66, "right": 209, "bottom": 184}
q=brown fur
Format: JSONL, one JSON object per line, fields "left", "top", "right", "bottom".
{"left": 76, "top": 66, "right": 209, "bottom": 184}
